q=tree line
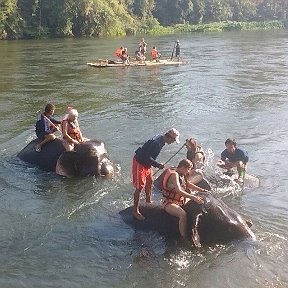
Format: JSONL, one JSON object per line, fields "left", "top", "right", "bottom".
{"left": 0, "top": 0, "right": 287, "bottom": 39}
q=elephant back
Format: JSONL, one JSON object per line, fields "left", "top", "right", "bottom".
{"left": 120, "top": 205, "right": 180, "bottom": 238}
{"left": 18, "top": 138, "right": 65, "bottom": 172}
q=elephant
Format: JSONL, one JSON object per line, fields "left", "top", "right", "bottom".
{"left": 119, "top": 192, "right": 255, "bottom": 247}
{"left": 17, "top": 138, "right": 114, "bottom": 177}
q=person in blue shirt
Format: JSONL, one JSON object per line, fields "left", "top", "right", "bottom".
{"left": 132, "top": 128, "right": 180, "bottom": 220}
{"left": 35, "top": 103, "right": 61, "bottom": 152}
{"left": 217, "top": 138, "right": 249, "bottom": 182}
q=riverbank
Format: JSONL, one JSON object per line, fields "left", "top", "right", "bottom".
{"left": 1, "top": 20, "right": 286, "bottom": 41}
{"left": 145, "top": 20, "right": 286, "bottom": 35}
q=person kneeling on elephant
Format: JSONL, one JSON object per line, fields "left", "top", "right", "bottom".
{"left": 162, "top": 159, "right": 204, "bottom": 241}
{"left": 217, "top": 138, "right": 249, "bottom": 182}
{"left": 62, "top": 109, "right": 88, "bottom": 151}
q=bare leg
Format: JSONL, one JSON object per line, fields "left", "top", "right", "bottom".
{"left": 132, "top": 189, "right": 145, "bottom": 220}
{"left": 165, "top": 204, "right": 187, "bottom": 238}
{"left": 35, "top": 134, "right": 56, "bottom": 152}
{"left": 145, "top": 174, "right": 153, "bottom": 203}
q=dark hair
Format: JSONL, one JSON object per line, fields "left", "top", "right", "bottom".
{"left": 225, "top": 138, "right": 236, "bottom": 146}
{"left": 177, "top": 159, "right": 193, "bottom": 169}
{"left": 45, "top": 103, "right": 55, "bottom": 113}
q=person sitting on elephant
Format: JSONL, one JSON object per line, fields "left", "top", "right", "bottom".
{"left": 185, "top": 138, "right": 207, "bottom": 185}
{"left": 186, "top": 138, "right": 205, "bottom": 170}
{"left": 217, "top": 138, "right": 249, "bottom": 182}
{"left": 161, "top": 159, "right": 204, "bottom": 241}
{"left": 62, "top": 108, "right": 88, "bottom": 151}
{"left": 35, "top": 103, "right": 61, "bottom": 152}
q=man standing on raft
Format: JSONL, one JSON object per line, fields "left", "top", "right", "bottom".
{"left": 132, "top": 128, "right": 180, "bottom": 220}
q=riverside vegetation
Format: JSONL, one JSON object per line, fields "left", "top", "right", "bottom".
{"left": 0, "top": 0, "right": 287, "bottom": 40}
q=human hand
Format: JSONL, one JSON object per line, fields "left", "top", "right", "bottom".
{"left": 217, "top": 160, "right": 225, "bottom": 167}
{"left": 158, "top": 163, "right": 165, "bottom": 169}
{"left": 192, "top": 195, "right": 204, "bottom": 205}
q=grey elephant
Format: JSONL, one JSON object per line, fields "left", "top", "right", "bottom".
{"left": 120, "top": 192, "right": 255, "bottom": 246}
{"left": 18, "top": 139, "right": 114, "bottom": 177}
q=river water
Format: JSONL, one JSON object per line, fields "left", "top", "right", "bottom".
{"left": 0, "top": 30, "right": 287, "bottom": 287}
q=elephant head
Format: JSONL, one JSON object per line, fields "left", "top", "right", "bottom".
{"left": 120, "top": 192, "right": 255, "bottom": 247}
{"left": 183, "top": 192, "right": 255, "bottom": 246}
{"left": 56, "top": 140, "right": 114, "bottom": 177}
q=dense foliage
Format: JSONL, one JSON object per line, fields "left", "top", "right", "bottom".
{"left": 0, "top": 0, "right": 287, "bottom": 39}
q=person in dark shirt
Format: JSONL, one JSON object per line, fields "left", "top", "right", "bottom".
{"left": 132, "top": 128, "right": 180, "bottom": 220}
{"left": 175, "top": 40, "right": 180, "bottom": 60}
{"left": 35, "top": 103, "right": 61, "bottom": 152}
{"left": 217, "top": 138, "right": 249, "bottom": 182}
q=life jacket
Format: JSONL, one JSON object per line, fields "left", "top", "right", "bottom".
{"left": 162, "top": 168, "right": 186, "bottom": 206}
{"left": 114, "top": 48, "right": 123, "bottom": 58}
{"left": 151, "top": 49, "right": 158, "bottom": 59}
{"left": 62, "top": 120, "right": 81, "bottom": 142}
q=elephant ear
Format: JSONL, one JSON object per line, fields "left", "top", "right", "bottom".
{"left": 191, "top": 212, "right": 202, "bottom": 248}
{"left": 57, "top": 151, "right": 78, "bottom": 177}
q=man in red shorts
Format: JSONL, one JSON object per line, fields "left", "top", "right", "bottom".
{"left": 132, "top": 128, "right": 180, "bottom": 220}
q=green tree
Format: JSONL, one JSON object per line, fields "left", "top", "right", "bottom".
{"left": 203, "top": 0, "right": 232, "bottom": 22}
{"left": 229, "top": 0, "right": 257, "bottom": 21}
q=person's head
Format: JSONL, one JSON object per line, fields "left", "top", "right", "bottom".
{"left": 225, "top": 138, "right": 237, "bottom": 153}
{"left": 176, "top": 40, "right": 180, "bottom": 43}
{"left": 67, "top": 109, "right": 78, "bottom": 122}
{"left": 186, "top": 138, "right": 197, "bottom": 151}
{"left": 177, "top": 159, "right": 193, "bottom": 176}
{"left": 164, "top": 128, "right": 180, "bottom": 145}
{"left": 44, "top": 103, "right": 56, "bottom": 115}
{"left": 152, "top": 46, "right": 156, "bottom": 49}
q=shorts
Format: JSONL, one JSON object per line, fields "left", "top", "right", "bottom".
{"left": 132, "top": 156, "right": 152, "bottom": 191}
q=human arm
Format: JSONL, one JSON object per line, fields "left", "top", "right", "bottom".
{"left": 186, "top": 179, "right": 209, "bottom": 193}
{"left": 75, "top": 119, "right": 84, "bottom": 142}
{"left": 138, "top": 139, "right": 164, "bottom": 168}
{"left": 170, "top": 173, "right": 204, "bottom": 204}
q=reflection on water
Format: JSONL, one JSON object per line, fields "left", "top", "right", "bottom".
{"left": 0, "top": 30, "right": 288, "bottom": 287}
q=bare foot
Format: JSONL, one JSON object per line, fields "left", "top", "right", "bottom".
{"left": 246, "top": 219, "right": 253, "bottom": 228}
{"left": 132, "top": 211, "right": 145, "bottom": 221}
{"left": 35, "top": 144, "right": 41, "bottom": 152}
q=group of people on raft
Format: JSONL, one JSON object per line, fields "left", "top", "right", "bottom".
{"left": 34, "top": 103, "right": 248, "bottom": 243}
{"left": 132, "top": 128, "right": 249, "bottom": 242}
{"left": 35, "top": 103, "right": 88, "bottom": 153}
{"left": 114, "top": 38, "right": 181, "bottom": 64}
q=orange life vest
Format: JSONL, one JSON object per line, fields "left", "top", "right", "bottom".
{"left": 115, "top": 48, "right": 123, "bottom": 58}
{"left": 151, "top": 49, "right": 158, "bottom": 59}
{"left": 62, "top": 120, "right": 82, "bottom": 142}
{"left": 162, "top": 168, "right": 186, "bottom": 206}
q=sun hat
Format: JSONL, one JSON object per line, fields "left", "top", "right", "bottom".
{"left": 167, "top": 128, "right": 180, "bottom": 143}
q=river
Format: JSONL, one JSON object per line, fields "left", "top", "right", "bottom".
{"left": 0, "top": 30, "right": 287, "bottom": 288}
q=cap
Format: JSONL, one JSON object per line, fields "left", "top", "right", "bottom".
{"left": 176, "top": 40, "right": 180, "bottom": 43}
{"left": 167, "top": 128, "right": 180, "bottom": 143}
